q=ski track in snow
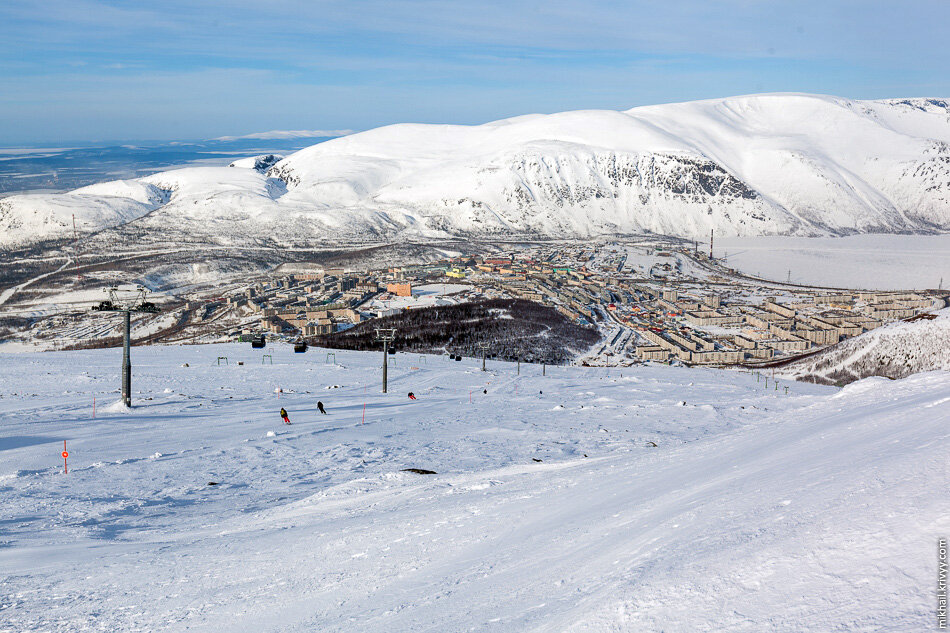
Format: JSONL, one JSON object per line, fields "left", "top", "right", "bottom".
{"left": 0, "top": 343, "right": 947, "bottom": 632}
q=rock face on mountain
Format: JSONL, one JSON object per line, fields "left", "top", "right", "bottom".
{"left": 229, "top": 154, "right": 284, "bottom": 173}
{"left": 2, "top": 94, "right": 949, "bottom": 248}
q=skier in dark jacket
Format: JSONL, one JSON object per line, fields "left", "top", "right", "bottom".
{"left": 317, "top": 401, "right": 327, "bottom": 415}
{"left": 280, "top": 407, "right": 291, "bottom": 424}
{"left": 408, "top": 392, "right": 416, "bottom": 400}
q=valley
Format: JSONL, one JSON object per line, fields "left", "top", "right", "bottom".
{"left": 2, "top": 233, "right": 945, "bottom": 383}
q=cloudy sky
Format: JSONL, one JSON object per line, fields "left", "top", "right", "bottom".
{"left": 1, "top": 0, "right": 947, "bottom": 143}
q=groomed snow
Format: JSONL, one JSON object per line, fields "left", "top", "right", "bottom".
{"left": 1, "top": 343, "right": 947, "bottom": 631}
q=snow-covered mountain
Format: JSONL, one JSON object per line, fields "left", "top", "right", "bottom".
{"left": 778, "top": 307, "right": 950, "bottom": 385}
{"left": 228, "top": 153, "right": 284, "bottom": 173}
{"left": 2, "top": 93, "right": 950, "bottom": 248}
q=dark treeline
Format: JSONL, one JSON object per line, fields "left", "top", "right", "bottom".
{"left": 312, "top": 299, "right": 600, "bottom": 364}
{"left": 0, "top": 315, "right": 34, "bottom": 342}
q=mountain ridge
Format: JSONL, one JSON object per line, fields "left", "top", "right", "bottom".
{"left": 2, "top": 93, "right": 949, "bottom": 248}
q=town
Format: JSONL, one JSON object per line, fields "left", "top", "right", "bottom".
{"left": 9, "top": 237, "right": 945, "bottom": 367}
{"left": 208, "top": 239, "right": 947, "bottom": 367}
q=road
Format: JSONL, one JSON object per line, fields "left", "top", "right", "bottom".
{"left": 0, "top": 259, "right": 72, "bottom": 308}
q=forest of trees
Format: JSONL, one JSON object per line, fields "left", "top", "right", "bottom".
{"left": 312, "top": 299, "right": 601, "bottom": 365}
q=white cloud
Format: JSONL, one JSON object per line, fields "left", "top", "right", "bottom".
{"left": 213, "top": 129, "right": 354, "bottom": 141}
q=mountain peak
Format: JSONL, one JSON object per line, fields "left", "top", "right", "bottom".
{"left": 2, "top": 93, "right": 949, "bottom": 248}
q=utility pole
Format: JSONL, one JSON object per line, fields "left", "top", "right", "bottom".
{"left": 122, "top": 310, "right": 131, "bottom": 400}
{"left": 375, "top": 328, "right": 396, "bottom": 393}
{"left": 92, "top": 286, "right": 160, "bottom": 407}
{"left": 477, "top": 342, "right": 490, "bottom": 372}
{"left": 709, "top": 229, "right": 714, "bottom": 259}
{"left": 72, "top": 214, "right": 82, "bottom": 281}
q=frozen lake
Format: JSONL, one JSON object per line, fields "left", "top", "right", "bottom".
{"left": 714, "top": 234, "right": 950, "bottom": 290}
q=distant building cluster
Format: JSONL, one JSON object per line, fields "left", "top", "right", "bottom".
{"left": 628, "top": 288, "right": 934, "bottom": 364}
{"left": 225, "top": 264, "right": 379, "bottom": 338}
{"left": 198, "top": 240, "right": 945, "bottom": 367}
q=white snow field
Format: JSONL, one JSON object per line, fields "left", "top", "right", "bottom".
{"left": 715, "top": 234, "right": 950, "bottom": 290}
{"left": 1, "top": 344, "right": 947, "bottom": 632}
{"left": 3, "top": 94, "right": 950, "bottom": 248}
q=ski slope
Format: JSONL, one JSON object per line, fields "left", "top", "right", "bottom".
{"left": 1, "top": 344, "right": 947, "bottom": 632}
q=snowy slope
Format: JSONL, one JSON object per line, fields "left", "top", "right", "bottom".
{"left": 0, "top": 179, "right": 167, "bottom": 245}
{"left": 229, "top": 154, "right": 285, "bottom": 172}
{"left": 2, "top": 94, "right": 949, "bottom": 248}
{"left": 777, "top": 307, "right": 950, "bottom": 384}
{"left": 1, "top": 344, "right": 947, "bottom": 631}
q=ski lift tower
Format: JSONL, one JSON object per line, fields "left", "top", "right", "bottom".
{"left": 375, "top": 328, "right": 397, "bottom": 393}
{"left": 477, "top": 342, "right": 490, "bottom": 372}
{"left": 92, "top": 286, "right": 160, "bottom": 407}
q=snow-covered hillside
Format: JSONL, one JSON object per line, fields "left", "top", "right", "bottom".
{"left": 1, "top": 343, "right": 947, "bottom": 631}
{"left": 2, "top": 94, "right": 950, "bottom": 247}
{"left": 777, "top": 307, "right": 950, "bottom": 384}
{"left": 0, "top": 179, "right": 168, "bottom": 245}
{"left": 229, "top": 154, "right": 285, "bottom": 172}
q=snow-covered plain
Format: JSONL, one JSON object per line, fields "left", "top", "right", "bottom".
{"left": 716, "top": 234, "right": 950, "bottom": 289}
{"left": 1, "top": 343, "right": 947, "bottom": 631}
{"left": 368, "top": 283, "right": 475, "bottom": 312}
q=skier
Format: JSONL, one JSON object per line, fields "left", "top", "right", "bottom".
{"left": 483, "top": 389, "right": 487, "bottom": 395}
{"left": 280, "top": 407, "right": 291, "bottom": 425}
{"left": 408, "top": 392, "right": 417, "bottom": 400}
{"left": 317, "top": 401, "right": 327, "bottom": 415}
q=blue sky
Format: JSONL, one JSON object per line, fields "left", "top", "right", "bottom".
{"left": 0, "top": 0, "right": 947, "bottom": 143}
